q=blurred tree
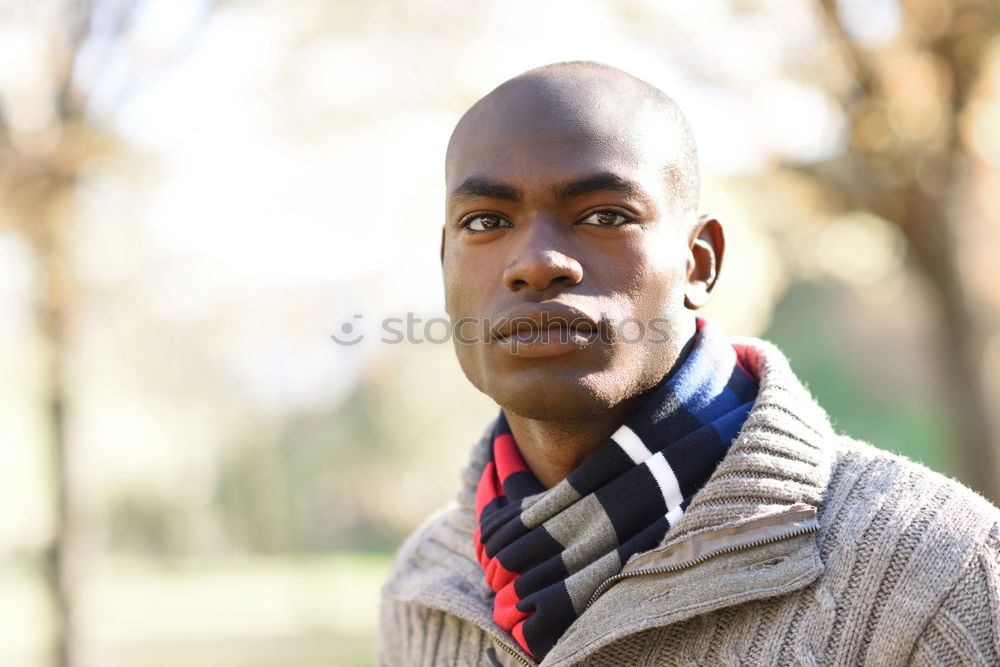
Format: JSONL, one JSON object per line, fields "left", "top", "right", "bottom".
{"left": 210, "top": 342, "right": 495, "bottom": 553}
{"left": 0, "top": 6, "right": 116, "bottom": 666}
{"left": 806, "top": 0, "right": 1000, "bottom": 500}
{"left": 0, "top": 2, "right": 211, "bottom": 665}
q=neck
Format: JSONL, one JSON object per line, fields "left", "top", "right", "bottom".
{"left": 502, "top": 319, "right": 700, "bottom": 488}
{"left": 503, "top": 396, "right": 643, "bottom": 488}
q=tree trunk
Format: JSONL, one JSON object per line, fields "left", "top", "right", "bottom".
{"left": 31, "top": 183, "right": 76, "bottom": 667}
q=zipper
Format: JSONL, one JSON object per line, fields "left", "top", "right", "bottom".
{"left": 586, "top": 504, "right": 819, "bottom": 610}
{"left": 491, "top": 634, "right": 535, "bottom": 667}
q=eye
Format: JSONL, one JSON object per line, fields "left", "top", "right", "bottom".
{"left": 462, "top": 214, "right": 512, "bottom": 232}
{"left": 578, "top": 211, "right": 631, "bottom": 227}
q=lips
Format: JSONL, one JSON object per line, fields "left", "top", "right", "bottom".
{"left": 490, "top": 304, "right": 600, "bottom": 342}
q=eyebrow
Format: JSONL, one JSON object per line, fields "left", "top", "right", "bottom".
{"left": 553, "top": 172, "right": 648, "bottom": 203}
{"left": 449, "top": 178, "right": 522, "bottom": 204}
{"left": 449, "top": 172, "right": 652, "bottom": 207}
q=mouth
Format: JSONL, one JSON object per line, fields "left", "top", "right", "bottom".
{"left": 490, "top": 305, "right": 601, "bottom": 358}
{"left": 499, "top": 325, "right": 597, "bottom": 343}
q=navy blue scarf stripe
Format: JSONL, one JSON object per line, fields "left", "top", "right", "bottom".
{"left": 564, "top": 445, "right": 637, "bottom": 497}
{"left": 595, "top": 470, "right": 669, "bottom": 544}
{"left": 617, "top": 515, "right": 672, "bottom": 562}
{"left": 514, "top": 551, "right": 570, "bottom": 599}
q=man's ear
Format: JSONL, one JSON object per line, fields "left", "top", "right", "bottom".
{"left": 684, "top": 215, "right": 725, "bottom": 310}
{"left": 439, "top": 225, "right": 446, "bottom": 264}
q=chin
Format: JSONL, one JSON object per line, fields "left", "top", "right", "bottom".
{"left": 487, "top": 371, "right": 633, "bottom": 422}
{"left": 455, "top": 342, "right": 677, "bottom": 422}
{"left": 498, "top": 390, "right": 610, "bottom": 422}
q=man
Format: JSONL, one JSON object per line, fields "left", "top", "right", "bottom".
{"left": 379, "top": 62, "right": 1000, "bottom": 665}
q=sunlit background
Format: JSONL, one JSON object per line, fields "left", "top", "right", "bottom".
{"left": 2, "top": 0, "right": 999, "bottom": 665}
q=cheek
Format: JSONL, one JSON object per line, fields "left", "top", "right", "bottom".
{"left": 442, "top": 254, "right": 473, "bottom": 317}
{"left": 442, "top": 241, "right": 502, "bottom": 313}
{"left": 442, "top": 259, "right": 490, "bottom": 387}
{"left": 611, "top": 246, "right": 687, "bottom": 320}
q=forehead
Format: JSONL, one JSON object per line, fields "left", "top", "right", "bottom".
{"left": 447, "top": 119, "right": 684, "bottom": 202}
{"left": 448, "top": 132, "right": 646, "bottom": 191}
{"left": 447, "top": 75, "right": 687, "bottom": 189}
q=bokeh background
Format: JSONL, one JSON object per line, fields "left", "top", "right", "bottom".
{"left": 2, "top": 0, "right": 999, "bottom": 665}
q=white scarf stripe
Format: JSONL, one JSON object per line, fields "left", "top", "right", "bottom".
{"left": 666, "top": 504, "right": 685, "bottom": 526}
{"left": 611, "top": 424, "right": 651, "bottom": 464}
{"left": 647, "top": 452, "right": 685, "bottom": 522}
{"left": 613, "top": 425, "right": 686, "bottom": 524}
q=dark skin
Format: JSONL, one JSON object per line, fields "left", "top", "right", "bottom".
{"left": 442, "top": 68, "right": 724, "bottom": 488}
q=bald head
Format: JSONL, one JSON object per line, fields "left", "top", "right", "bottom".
{"left": 446, "top": 61, "right": 700, "bottom": 222}
{"left": 441, "top": 62, "right": 726, "bottom": 425}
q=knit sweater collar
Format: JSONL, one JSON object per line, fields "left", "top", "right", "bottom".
{"left": 456, "top": 336, "right": 836, "bottom": 551}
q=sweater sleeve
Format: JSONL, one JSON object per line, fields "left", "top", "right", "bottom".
{"left": 908, "top": 526, "right": 1000, "bottom": 666}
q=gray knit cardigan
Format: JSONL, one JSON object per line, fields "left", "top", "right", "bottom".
{"left": 379, "top": 337, "right": 1000, "bottom": 666}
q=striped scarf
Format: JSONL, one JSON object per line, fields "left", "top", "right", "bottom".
{"left": 473, "top": 318, "right": 759, "bottom": 660}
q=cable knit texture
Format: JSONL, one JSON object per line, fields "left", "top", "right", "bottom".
{"left": 379, "top": 337, "right": 1000, "bottom": 666}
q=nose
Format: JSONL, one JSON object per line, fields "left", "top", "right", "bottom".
{"left": 502, "top": 222, "right": 584, "bottom": 293}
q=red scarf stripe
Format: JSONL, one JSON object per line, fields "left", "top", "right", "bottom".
{"left": 473, "top": 526, "right": 489, "bottom": 570}
{"left": 494, "top": 433, "right": 528, "bottom": 482}
{"left": 733, "top": 343, "right": 763, "bottom": 382}
{"left": 483, "top": 550, "right": 519, "bottom": 591}
{"left": 476, "top": 450, "right": 534, "bottom": 636}
{"left": 474, "top": 462, "right": 503, "bottom": 570}
{"left": 495, "top": 581, "right": 531, "bottom": 629}
{"left": 479, "top": 534, "right": 528, "bottom": 634}
{"left": 475, "top": 462, "right": 501, "bottom": 519}
{"left": 512, "top": 622, "right": 533, "bottom": 659}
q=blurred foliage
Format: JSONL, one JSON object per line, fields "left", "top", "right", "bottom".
{"left": 0, "top": 552, "right": 392, "bottom": 667}
{"left": 104, "top": 343, "right": 495, "bottom": 556}
{"left": 807, "top": 0, "right": 1000, "bottom": 499}
{"left": 765, "top": 280, "right": 952, "bottom": 474}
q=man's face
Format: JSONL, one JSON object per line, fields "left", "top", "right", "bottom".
{"left": 442, "top": 81, "right": 697, "bottom": 421}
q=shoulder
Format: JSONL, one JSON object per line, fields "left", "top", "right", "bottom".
{"left": 824, "top": 436, "right": 1000, "bottom": 533}
{"left": 381, "top": 500, "right": 479, "bottom": 601}
{"left": 799, "top": 437, "right": 1000, "bottom": 663}
{"left": 378, "top": 503, "right": 495, "bottom": 665}
{"left": 817, "top": 435, "right": 1000, "bottom": 608}
{"left": 382, "top": 426, "right": 491, "bottom": 600}
{"left": 824, "top": 435, "right": 1000, "bottom": 544}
